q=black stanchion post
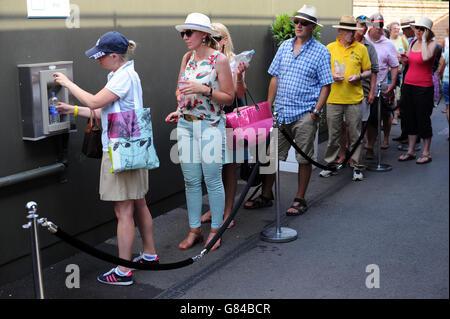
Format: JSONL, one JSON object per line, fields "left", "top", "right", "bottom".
{"left": 22, "top": 201, "right": 45, "bottom": 299}
{"left": 260, "top": 112, "right": 298, "bottom": 243}
{"left": 367, "top": 82, "right": 392, "bottom": 172}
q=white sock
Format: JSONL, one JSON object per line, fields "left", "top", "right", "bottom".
{"left": 143, "top": 254, "right": 158, "bottom": 261}
{"left": 115, "top": 267, "right": 130, "bottom": 276}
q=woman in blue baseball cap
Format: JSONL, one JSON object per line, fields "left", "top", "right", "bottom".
{"left": 54, "top": 31, "right": 158, "bottom": 286}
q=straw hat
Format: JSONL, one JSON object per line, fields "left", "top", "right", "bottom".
{"left": 175, "top": 12, "right": 219, "bottom": 36}
{"left": 333, "top": 16, "right": 363, "bottom": 31}
{"left": 290, "top": 5, "right": 323, "bottom": 27}
{"left": 400, "top": 17, "right": 415, "bottom": 29}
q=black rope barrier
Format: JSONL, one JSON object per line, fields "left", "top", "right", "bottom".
{"left": 39, "top": 154, "right": 264, "bottom": 270}
{"left": 51, "top": 226, "right": 194, "bottom": 270}
{"left": 279, "top": 120, "right": 369, "bottom": 171}
{"left": 37, "top": 113, "right": 367, "bottom": 271}
{"left": 204, "top": 157, "right": 262, "bottom": 251}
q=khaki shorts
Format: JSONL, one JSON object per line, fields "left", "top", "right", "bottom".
{"left": 99, "top": 152, "right": 149, "bottom": 201}
{"left": 278, "top": 114, "right": 318, "bottom": 165}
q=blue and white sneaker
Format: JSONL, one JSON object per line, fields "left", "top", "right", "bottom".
{"left": 131, "top": 253, "right": 159, "bottom": 269}
{"left": 319, "top": 169, "right": 336, "bottom": 178}
{"left": 97, "top": 268, "right": 133, "bottom": 286}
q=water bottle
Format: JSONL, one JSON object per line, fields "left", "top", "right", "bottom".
{"left": 334, "top": 60, "right": 341, "bottom": 75}
{"left": 178, "top": 72, "right": 186, "bottom": 107}
{"left": 233, "top": 49, "right": 255, "bottom": 67}
{"left": 48, "top": 92, "right": 60, "bottom": 124}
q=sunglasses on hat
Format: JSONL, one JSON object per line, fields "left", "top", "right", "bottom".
{"left": 373, "top": 22, "right": 384, "bottom": 29}
{"left": 294, "top": 19, "right": 313, "bottom": 26}
{"left": 213, "top": 36, "right": 224, "bottom": 41}
{"left": 180, "top": 30, "right": 194, "bottom": 38}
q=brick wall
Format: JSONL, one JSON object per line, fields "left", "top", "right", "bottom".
{"left": 354, "top": 0, "right": 449, "bottom": 44}
{"left": 433, "top": 14, "right": 449, "bottom": 47}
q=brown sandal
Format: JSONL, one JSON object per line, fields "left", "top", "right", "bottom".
{"left": 416, "top": 154, "right": 432, "bottom": 164}
{"left": 178, "top": 228, "right": 203, "bottom": 250}
{"left": 398, "top": 153, "right": 416, "bottom": 162}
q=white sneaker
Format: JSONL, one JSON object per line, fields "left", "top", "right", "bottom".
{"left": 319, "top": 169, "right": 335, "bottom": 178}
{"left": 352, "top": 169, "right": 363, "bottom": 181}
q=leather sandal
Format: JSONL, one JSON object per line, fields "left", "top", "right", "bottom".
{"left": 398, "top": 153, "right": 416, "bottom": 162}
{"left": 286, "top": 198, "right": 308, "bottom": 216}
{"left": 205, "top": 228, "right": 221, "bottom": 252}
{"left": 416, "top": 154, "right": 432, "bottom": 164}
{"left": 178, "top": 228, "right": 203, "bottom": 250}
{"left": 244, "top": 193, "right": 273, "bottom": 210}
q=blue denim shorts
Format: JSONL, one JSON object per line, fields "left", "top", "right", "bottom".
{"left": 443, "top": 81, "right": 449, "bottom": 105}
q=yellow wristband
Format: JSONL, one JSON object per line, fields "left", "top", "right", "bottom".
{"left": 74, "top": 105, "right": 79, "bottom": 117}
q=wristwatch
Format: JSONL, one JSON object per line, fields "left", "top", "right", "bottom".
{"left": 312, "top": 109, "right": 320, "bottom": 116}
{"left": 204, "top": 86, "right": 213, "bottom": 98}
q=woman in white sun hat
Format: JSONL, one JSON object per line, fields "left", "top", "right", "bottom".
{"left": 398, "top": 17, "right": 437, "bottom": 164}
{"left": 165, "top": 13, "right": 234, "bottom": 251}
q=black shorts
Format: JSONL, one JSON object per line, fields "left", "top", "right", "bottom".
{"left": 367, "top": 97, "right": 393, "bottom": 128}
{"left": 402, "top": 84, "right": 434, "bottom": 139}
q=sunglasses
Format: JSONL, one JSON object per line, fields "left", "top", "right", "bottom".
{"left": 294, "top": 20, "right": 313, "bottom": 26}
{"left": 415, "top": 26, "right": 426, "bottom": 32}
{"left": 373, "top": 22, "right": 384, "bottom": 29}
{"left": 180, "top": 30, "right": 194, "bottom": 38}
{"left": 357, "top": 15, "right": 368, "bottom": 20}
{"left": 213, "top": 36, "right": 224, "bottom": 41}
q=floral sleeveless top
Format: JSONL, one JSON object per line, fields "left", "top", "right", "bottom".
{"left": 179, "top": 50, "right": 224, "bottom": 126}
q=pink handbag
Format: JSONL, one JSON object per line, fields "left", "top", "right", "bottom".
{"left": 225, "top": 99, "right": 273, "bottom": 150}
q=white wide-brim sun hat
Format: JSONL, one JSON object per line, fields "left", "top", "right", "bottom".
{"left": 410, "top": 17, "right": 434, "bottom": 31}
{"left": 290, "top": 4, "right": 323, "bottom": 27}
{"left": 175, "top": 12, "right": 219, "bottom": 36}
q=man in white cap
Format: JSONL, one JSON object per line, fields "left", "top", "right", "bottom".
{"left": 244, "top": 5, "right": 333, "bottom": 216}
{"left": 365, "top": 13, "right": 399, "bottom": 153}
{"left": 320, "top": 15, "right": 371, "bottom": 181}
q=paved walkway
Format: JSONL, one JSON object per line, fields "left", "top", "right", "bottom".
{"left": 0, "top": 101, "right": 448, "bottom": 300}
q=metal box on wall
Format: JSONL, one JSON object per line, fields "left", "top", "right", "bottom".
{"left": 18, "top": 61, "right": 74, "bottom": 141}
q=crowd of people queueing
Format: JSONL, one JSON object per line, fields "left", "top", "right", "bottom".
{"left": 51, "top": 5, "right": 448, "bottom": 286}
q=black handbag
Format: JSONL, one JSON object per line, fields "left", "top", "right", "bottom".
{"left": 82, "top": 110, "right": 103, "bottom": 159}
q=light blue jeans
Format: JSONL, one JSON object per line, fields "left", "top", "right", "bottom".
{"left": 177, "top": 117, "right": 225, "bottom": 229}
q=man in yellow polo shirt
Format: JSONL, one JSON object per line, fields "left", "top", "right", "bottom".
{"left": 320, "top": 15, "right": 371, "bottom": 181}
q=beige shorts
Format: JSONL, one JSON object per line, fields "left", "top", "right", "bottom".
{"left": 99, "top": 152, "right": 149, "bottom": 201}
{"left": 278, "top": 114, "right": 318, "bottom": 165}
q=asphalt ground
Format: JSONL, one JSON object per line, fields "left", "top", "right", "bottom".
{"left": 0, "top": 100, "right": 448, "bottom": 302}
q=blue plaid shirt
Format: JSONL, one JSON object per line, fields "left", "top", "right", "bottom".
{"left": 268, "top": 37, "right": 333, "bottom": 124}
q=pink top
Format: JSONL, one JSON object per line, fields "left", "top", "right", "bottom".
{"left": 404, "top": 50, "right": 434, "bottom": 87}
{"left": 364, "top": 34, "right": 399, "bottom": 86}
